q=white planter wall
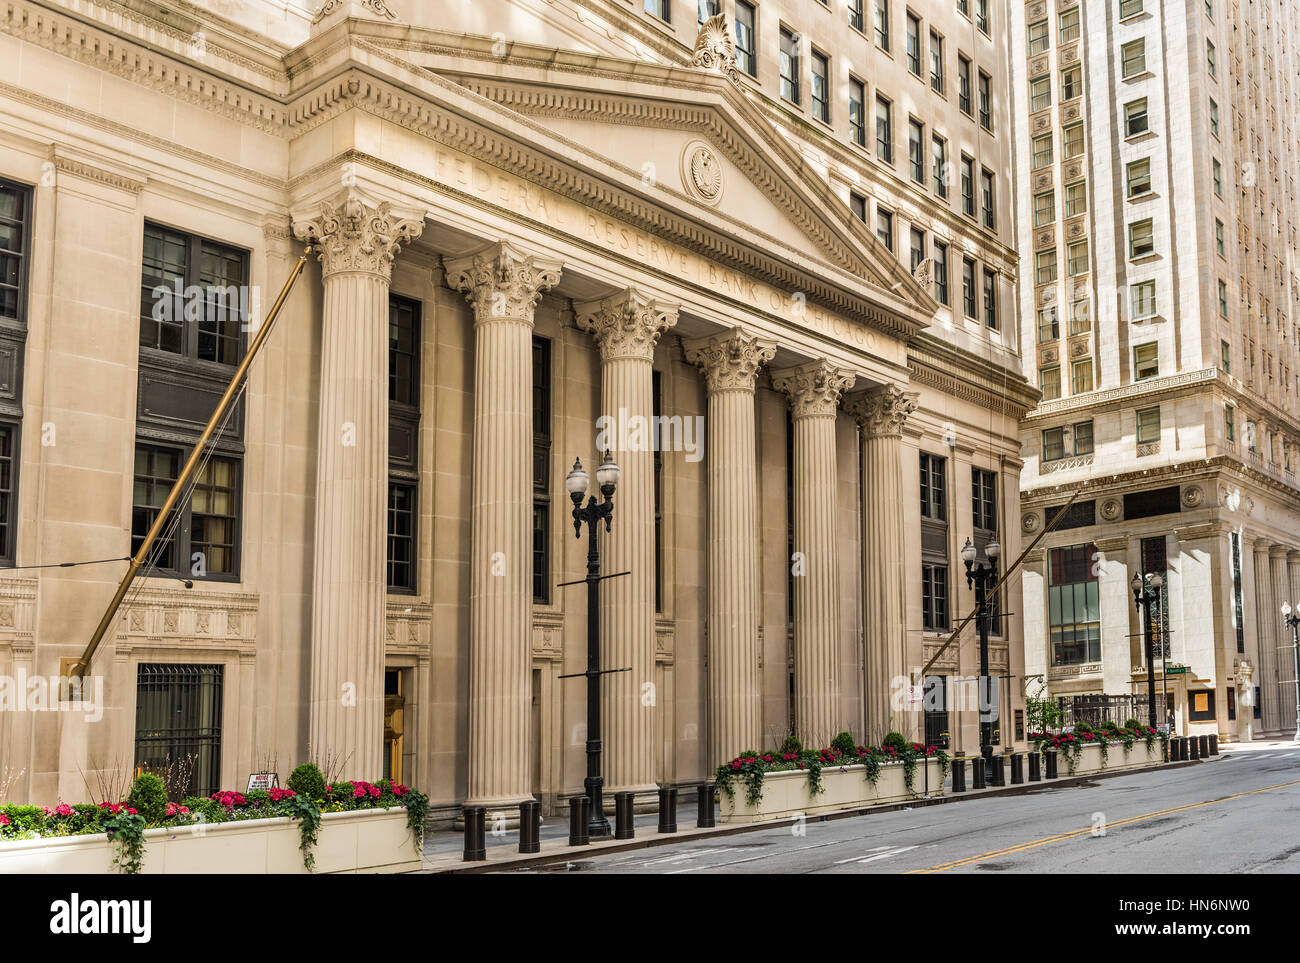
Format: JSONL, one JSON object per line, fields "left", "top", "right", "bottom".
{"left": 1047, "top": 740, "right": 1166, "bottom": 777}
{"left": 0, "top": 807, "right": 421, "bottom": 874}
{"left": 719, "top": 760, "right": 945, "bottom": 824}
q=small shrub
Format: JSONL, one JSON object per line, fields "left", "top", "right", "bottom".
{"left": 882, "top": 731, "right": 907, "bottom": 753}
{"left": 738, "top": 749, "right": 759, "bottom": 760}
{"left": 1124, "top": 718, "right": 1143, "bottom": 731}
{"left": 830, "top": 731, "right": 857, "bottom": 755}
{"left": 779, "top": 736, "right": 803, "bottom": 755}
{"left": 126, "top": 773, "right": 169, "bottom": 823}
{"left": 287, "top": 762, "right": 327, "bottom": 800}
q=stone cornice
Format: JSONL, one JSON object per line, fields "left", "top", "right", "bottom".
{"left": 907, "top": 335, "right": 1036, "bottom": 422}
{"left": 2, "top": 0, "right": 291, "bottom": 132}
{"left": 49, "top": 143, "right": 148, "bottom": 194}
{"left": 1022, "top": 367, "right": 1217, "bottom": 424}
{"left": 1021, "top": 455, "right": 1300, "bottom": 509}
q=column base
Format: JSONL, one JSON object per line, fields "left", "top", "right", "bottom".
{"left": 462, "top": 792, "right": 536, "bottom": 813}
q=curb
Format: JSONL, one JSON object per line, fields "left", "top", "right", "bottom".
{"left": 423, "top": 753, "right": 1217, "bottom": 874}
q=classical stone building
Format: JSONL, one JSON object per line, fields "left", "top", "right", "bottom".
{"left": 0, "top": 0, "right": 1034, "bottom": 820}
{"left": 1010, "top": 0, "right": 1300, "bottom": 740}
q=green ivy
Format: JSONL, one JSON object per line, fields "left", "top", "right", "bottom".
{"left": 102, "top": 810, "right": 145, "bottom": 875}
{"left": 282, "top": 793, "right": 322, "bottom": 872}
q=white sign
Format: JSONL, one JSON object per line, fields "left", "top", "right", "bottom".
{"left": 246, "top": 772, "right": 279, "bottom": 792}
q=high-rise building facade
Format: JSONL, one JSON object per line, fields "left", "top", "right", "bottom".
{"left": 1011, "top": 0, "right": 1300, "bottom": 740}
{"left": 0, "top": 0, "right": 1034, "bottom": 820}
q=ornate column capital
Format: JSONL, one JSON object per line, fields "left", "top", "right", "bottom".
{"left": 771, "top": 360, "right": 856, "bottom": 418}
{"left": 292, "top": 191, "right": 423, "bottom": 282}
{"left": 444, "top": 241, "right": 563, "bottom": 323}
{"left": 844, "top": 384, "right": 920, "bottom": 439}
{"left": 682, "top": 327, "right": 776, "bottom": 394}
{"left": 575, "top": 288, "right": 679, "bottom": 362}
{"left": 1270, "top": 543, "right": 1291, "bottom": 559}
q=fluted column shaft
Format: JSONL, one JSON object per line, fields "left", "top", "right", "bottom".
{"left": 1252, "top": 540, "right": 1274, "bottom": 731}
{"left": 1285, "top": 552, "right": 1300, "bottom": 732}
{"left": 1268, "top": 546, "right": 1290, "bottom": 731}
{"left": 447, "top": 242, "right": 562, "bottom": 806}
{"left": 773, "top": 361, "right": 855, "bottom": 749}
{"left": 577, "top": 290, "right": 677, "bottom": 793}
{"left": 294, "top": 193, "right": 423, "bottom": 778}
{"left": 685, "top": 329, "right": 776, "bottom": 766}
{"left": 847, "top": 386, "right": 918, "bottom": 744}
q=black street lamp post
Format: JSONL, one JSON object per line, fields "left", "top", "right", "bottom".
{"left": 565, "top": 451, "right": 621, "bottom": 839}
{"left": 1280, "top": 603, "right": 1300, "bottom": 744}
{"left": 1131, "top": 572, "right": 1164, "bottom": 729}
{"left": 962, "top": 536, "right": 1001, "bottom": 773}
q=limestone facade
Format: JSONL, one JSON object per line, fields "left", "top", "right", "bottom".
{"left": 0, "top": 0, "right": 1033, "bottom": 819}
{"left": 1010, "top": 0, "right": 1300, "bottom": 739}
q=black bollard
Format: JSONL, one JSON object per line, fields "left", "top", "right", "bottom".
{"left": 972, "top": 756, "right": 987, "bottom": 789}
{"left": 462, "top": 805, "right": 486, "bottom": 861}
{"left": 1029, "top": 752, "right": 1042, "bottom": 781}
{"left": 568, "top": 796, "right": 589, "bottom": 846}
{"left": 697, "top": 782, "right": 715, "bottom": 828}
{"left": 614, "top": 792, "right": 635, "bottom": 840}
{"left": 657, "top": 786, "right": 678, "bottom": 833}
{"left": 1045, "top": 748, "right": 1058, "bottom": 779}
{"left": 1188, "top": 736, "right": 1200, "bottom": 760}
{"left": 951, "top": 757, "right": 967, "bottom": 792}
{"left": 1209, "top": 734, "right": 1219, "bottom": 756}
{"left": 1010, "top": 753, "right": 1024, "bottom": 784}
{"left": 1172, "top": 736, "right": 1183, "bottom": 761}
{"left": 1199, "top": 734, "right": 1210, "bottom": 758}
{"left": 518, "top": 800, "right": 540, "bottom": 854}
{"left": 990, "top": 755, "right": 1006, "bottom": 787}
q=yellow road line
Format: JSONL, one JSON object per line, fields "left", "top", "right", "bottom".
{"left": 906, "top": 778, "right": 1300, "bottom": 874}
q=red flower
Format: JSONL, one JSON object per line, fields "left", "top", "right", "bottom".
{"left": 55, "top": 804, "right": 72, "bottom": 817}
{"left": 0, "top": 814, "right": 9, "bottom": 826}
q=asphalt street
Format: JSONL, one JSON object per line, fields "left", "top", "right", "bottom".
{"left": 520, "top": 743, "right": 1300, "bottom": 874}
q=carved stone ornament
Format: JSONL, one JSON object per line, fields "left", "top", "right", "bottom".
{"left": 313, "top": 0, "right": 399, "bottom": 24}
{"left": 444, "top": 241, "right": 563, "bottom": 322}
{"left": 912, "top": 258, "right": 934, "bottom": 298}
{"left": 1022, "top": 511, "right": 1042, "bottom": 534}
{"left": 1182, "top": 485, "right": 1205, "bottom": 508}
{"left": 683, "top": 327, "right": 776, "bottom": 393}
{"left": 690, "top": 14, "right": 737, "bottom": 75}
{"left": 844, "top": 384, "right": 919, "bottom": 439}
{"left": 1099, "top": 498, "right": 1122, "bottom": 521}
{"left": 771, "top": 361, "right": 856, "bottom": 418}
{"left": 575, "top": 288, "right": 679, "bottom": 362}
{"left": 293, "top": 192, "right": 423, "bottom": 281}
{"left": 681, "top": 140, "right": 724, "bottom": 206}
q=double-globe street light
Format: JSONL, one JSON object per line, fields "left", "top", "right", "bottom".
{"left": 1131, "top": 572, "right": 1164, "bottom": 729}
{"left": 564, "top": 450, "right": 621, "bottom": 839}
{"left": 961, "top": 536, "right": 1001, "bottom": 773}
{"left": 1280, "top": 603, "right": 1300, "bottom": 743}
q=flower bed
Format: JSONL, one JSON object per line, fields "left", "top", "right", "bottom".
{"left": 715, "top": 740, "right": 949, "bottom": 825}
{"left": 1030, "top": 723, "right": 1168, "bottom": 777}
{"left": 0, "top": 777, "right": 428, "bottom": 874}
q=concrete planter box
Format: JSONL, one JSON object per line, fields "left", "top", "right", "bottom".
{"left": 1053, "top": 740, "right": 1165, "bottom": 777}
{"left": 719, "top": 759, "right": 945, "bottom": 824}
{"left": 0, "top": 806, "right": 421, "bottom": 874}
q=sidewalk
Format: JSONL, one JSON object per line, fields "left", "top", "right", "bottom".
{"left": 416, "top": 753, "right": 1216, "bottom": 873}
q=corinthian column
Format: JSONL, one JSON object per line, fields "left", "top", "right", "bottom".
{"left": 1251, "top": 539, "right": 1275, "bottom": 732}
{"left": 575, "top": 289, "right": 678, "bottom": 794}
{"left": 683, "top": 328, "right": 776, "bottom": 766}
{"left": 771, "top": 360, "right": 856, "bottom": 749}
{"left": 293, "top": 192, "right": 423, "bottom": 778}
{"left": 446, "top": 241, "right": 562, "bottom": 806}
{"left": 845, "top": 384, "right": 918, "bottom": 744}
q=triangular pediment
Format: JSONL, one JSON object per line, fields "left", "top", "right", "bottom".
{"left": 297, "top": 20, "right": 938, "bottom": 337}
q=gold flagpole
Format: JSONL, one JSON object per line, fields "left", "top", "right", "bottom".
{"left": 920, "top": 489, "right": 1082, "bottom": 678}
{"left": 69, "top": 247, "right": 311, "bottom": 678}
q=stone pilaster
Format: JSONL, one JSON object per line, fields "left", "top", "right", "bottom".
{"left": 293, "top": 192, "right": 423, "bottom": 779}
{"left": 446, "top": 241, "right": 562, "bottom": 806}
{"left": 771, "top": 360, "right": 856, "bottom": 749}
{"left": 844, "top": 384, "right": 918, "bottom": 744}
{"left": 1268, "top": 545, "right": 1292, "bottom": 731}
{"left": 1285, "top": 551, "right": 1300, "bottom": 733}
{"left": 1251, "top": 539, "right": 1274, "bottom": 731}
{"left": 575, "top": 288, "right": 678, "bottom": 793}
{"left": 683, "top": 327, "right": 776, "bottom": 766}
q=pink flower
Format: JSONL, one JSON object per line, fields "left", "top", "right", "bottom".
{"left": 353, "top": 786, "right": 365, "bottom": 799}
{"left": 56, "top": 803, "right": 72, "bottom": 816}
{"left": 0, "top": 814, "right": 9, "bottom": 826}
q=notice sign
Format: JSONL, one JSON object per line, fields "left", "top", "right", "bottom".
{"left": 907, "top": 685, "right": 923, "bottom": 705}
{"left": 246, "top": 772, "right": 279, "bottom": 792}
